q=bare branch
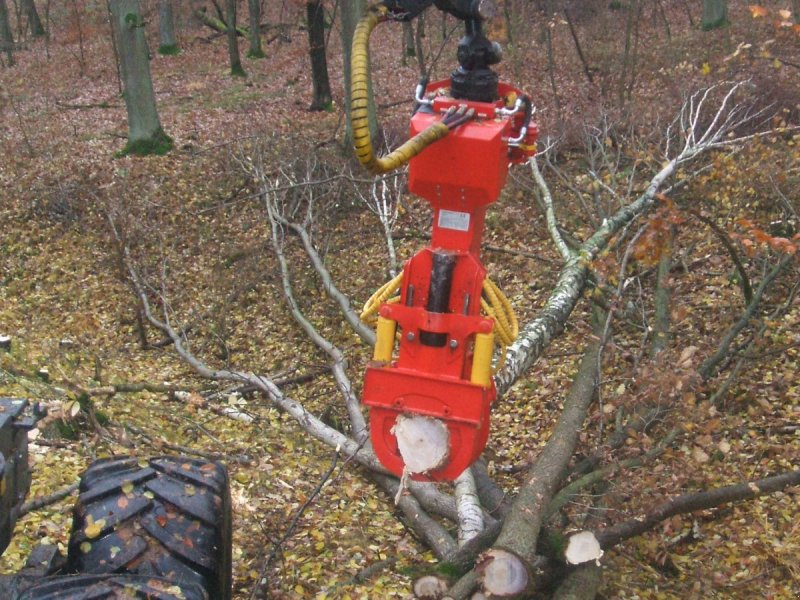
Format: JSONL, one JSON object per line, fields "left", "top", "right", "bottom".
{"left": 529, "top": 156, "right": 573, "bottom": 262}
{"left": 596, "top": 470, "right": 800, "bottom": 550}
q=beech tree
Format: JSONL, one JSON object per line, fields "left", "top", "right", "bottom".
{"left": 702, "top": 0, "right": 728, "bottom": 30}
{"left": 307, "top": 0, "right": 332, "bottom": 111}
{"left": 157, "top": 0, "right": 179, "bottom": 55}
{"left": 0, "top": 0, "right": 13, "bottom": 67}
{"left": 21, "top": 0, "right": 45, "bottom": 37}
{"left": 226, "top": 0, "right": 245, "bottom": 76}
{"left": 110, "top": 0, "right": 172, "bottom": 155}
{"left": 115, "top": 80, "right": 799, "bottom": 599}
{"left": 247, "top": 0, "right": 264, "bottom": 58}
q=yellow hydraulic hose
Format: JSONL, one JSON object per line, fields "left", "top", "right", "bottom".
{"left": 351, "top": 5, "right": 450, "bottom": 174}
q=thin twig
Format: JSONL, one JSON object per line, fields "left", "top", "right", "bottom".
{"left": 249, "top": 450, "right": 340, "bottom": 599}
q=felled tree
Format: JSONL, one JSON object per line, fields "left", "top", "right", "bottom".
{"left": 110, "top": 0, "right": 172, "bottom": 156}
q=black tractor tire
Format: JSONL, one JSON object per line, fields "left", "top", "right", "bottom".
{"left": 66, "top": 456, "right": 232, "bottom": 600}
{"left": 19, "top": 573, "right": 208, "bottom": 600}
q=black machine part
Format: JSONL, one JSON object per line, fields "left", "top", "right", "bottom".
{"left": 67, "top": 455, "right": 232, "bottom": 600}
{"left": 0, "top": 398, "right": 36, "bottom": 557}
{"left": 382, "top": 0, "right": 496, "bottom": 21}
{"left": 382, "top": 0, "right": 503, "bottom": 102}
{"left": 19, "top": 573, "right": 209, "bottom": 600}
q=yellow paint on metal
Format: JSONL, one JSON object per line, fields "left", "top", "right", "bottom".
{"left": 373, "top": 316, "right": 397, "bottom": 362}
{"left": 471, "top": 332, "right": 494, "bottom": 387}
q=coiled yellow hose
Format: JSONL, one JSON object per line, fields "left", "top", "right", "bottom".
{"left": 351, "top": 5, "right": 450, "bottom": 174}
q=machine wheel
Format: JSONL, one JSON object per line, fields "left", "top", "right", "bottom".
{"left": 66, "top": 456, "right": 231, "bottom": 600}
{"left": 19, "top": 573, "right": 208, "bottom": 599}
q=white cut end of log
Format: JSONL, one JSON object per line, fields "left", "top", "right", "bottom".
{"left": 392, "top": 414, "right": 450, "bottom": 474}
{"left": 476, "top": 548, "right": 529, "bottom": 598}
{"left": 0, "top": 335, "right": 11, "bottom": 349}
{"left": 565, "top": 530, "right": 604, "bottom": 565}
{"left": 412, "top": 574, "right": 449, "bottom": 599}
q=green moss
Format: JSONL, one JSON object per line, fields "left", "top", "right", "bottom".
{"left": 231, "top": 63, "right": 247, "bottom": 78}
{"left": 158, "top": 44, "right": 180, "bottom": 56}
{"left": 117, "top": 128, "right": 174, "bottom": 157}
{"left": 246, "top": 48, "right": 266, "bottom": 59}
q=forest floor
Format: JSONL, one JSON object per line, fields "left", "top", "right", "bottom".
{"left": 1, "top": 3, "right": 799, "bottom": 599}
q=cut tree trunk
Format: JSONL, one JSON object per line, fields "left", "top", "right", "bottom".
{"left": 306, "top": 0, "right": 332, "bottom": 110}
{"left": 110, "top": 0, "right": 172, "bottom": 155}
{"left": 0, "top": 0, "right": 14, "bottom": 66}
{"left": 157, "top": 0, "right": 179, "bottom": 55}
{"left": 247, "top": 0, "right": 264, "bottom": 58}
{"left": 225, "top": 0, "right": 245, "bottom": 76}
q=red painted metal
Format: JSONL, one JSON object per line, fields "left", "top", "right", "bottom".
{"left": 362, "top": 80, "right": 538, "bottom": 481}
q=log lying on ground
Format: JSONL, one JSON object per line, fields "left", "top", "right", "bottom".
{"left": 595, "top": 469, "right": 800, "bottom": 550}
{"left": 475, "top": 548, "right": 533, "bottom": 598}
{"left": 472, "top": 329, "right": 601, "bottom": 597}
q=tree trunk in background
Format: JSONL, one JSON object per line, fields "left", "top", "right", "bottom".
{"left": 403, "top": 21, "right": 414, "bottom": 57}
{"left": 0, "top": 0, "right": 14, "bottom": 66}
{"left": 111, "top": 0, "right": 172, "bottom": 155}
{"left": 307, "top": 0, "right": 332, "bottom": 111}
{"left": 340, "top": 0, "right": 377, "bottom": 148}
{"left": 226, "top": 0, "right": 245, "bottom": 76}
{"left": 702, "top": 0, "right": 727, "bottom": 30}
{"left": 793, "top": 0, "right": 799, "bottom": 24}
{"left": 158, "top": 0, "right": 178, "bottom": 55}
{"left": 247, "top": 0, "right": 264, "bottom": 58}
{"left": 22, "top": 0, "right": 45, "bottom": 37}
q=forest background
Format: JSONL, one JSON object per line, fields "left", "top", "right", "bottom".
{"left": 0, "top": 0, "right": 799, "bottom": 598}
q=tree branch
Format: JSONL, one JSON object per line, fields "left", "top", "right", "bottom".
{"left": 596, "top": 470, "right": 800, "bottom": 550}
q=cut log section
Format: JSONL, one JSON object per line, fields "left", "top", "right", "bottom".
{"left": 475, "top": 548, "right": 531, "bottom": 598}
{"left": 393, "top": 414, "right": 450, "bottom": 474}
{"left": 565, "top": 531, "right": 604, "bottom": 565}
{"left": 413, "top": 574, "right": 449, "bottom": 599}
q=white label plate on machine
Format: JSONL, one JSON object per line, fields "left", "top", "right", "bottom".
{"left": 438, "top": 209, "right": 471, "bottom": 232}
